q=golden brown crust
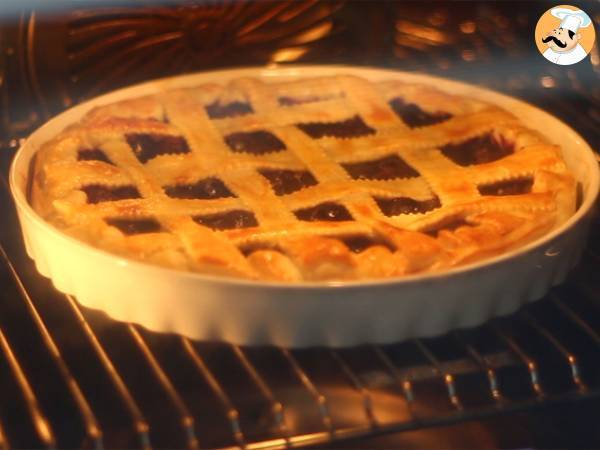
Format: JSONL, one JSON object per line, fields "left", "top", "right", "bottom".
{"left": 30, "top": 75, "right": 577, "bottom": 281}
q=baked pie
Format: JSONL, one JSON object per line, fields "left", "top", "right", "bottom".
{"left": 30, "top": 75, "right": 577, "bottom": 282}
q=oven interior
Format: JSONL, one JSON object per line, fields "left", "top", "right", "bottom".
{"left": 0, "top": 2, "right": 599, "bottom": 448}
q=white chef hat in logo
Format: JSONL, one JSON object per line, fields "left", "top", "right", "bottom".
{"left": 551, "top": 7, "right": 592, "bottom": 33}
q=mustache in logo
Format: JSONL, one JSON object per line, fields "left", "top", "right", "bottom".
{"left": 542, "top": 35, "right": 567, "bottom": 48}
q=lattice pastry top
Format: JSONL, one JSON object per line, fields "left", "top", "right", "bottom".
{"left": 30, "top": 75, "right": 576, "bottom": 282}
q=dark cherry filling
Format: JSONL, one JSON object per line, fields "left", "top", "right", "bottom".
{"left": 294, "top": 202, "right": 353, "bottom": 222}
{"left": 105, "top": 218, "right": 162, "bottom": 235}
{"left": 340, "top": 235, "right": 395, "bottom": 253}
{"left": 258, "top": 169, "right": 318, "bottom": 195}
{"left": 440, "top": 133, "right": 514, "bottom": 167}
{"left": 343, "top": 154, "right": 419, "bottom": 180}
{"left": 126, "top": 134, "right": 190, "bottom": 164}
{"left": 224, "top": 131, "right": 286, "bottom": 155}
{"left": 193, "top": 210, "right": 258, "bottom": 230}
{"left": 278, "top": 95, "right": 324, "bottom": 106}
{"left": 422, "top": 216, "right": 471, "bottom": 238}
{"left": 239, "top": 242, "right": 283, "bottom": 256}
{"left": 376, "top": 196, "right": 441, "bottom": 216}
{"left": 389, "top": 97, "right": 452, "bottom": 128}
{"left": 296, "top": 115, "right": 375, "bottom": 139}
{"left": 164, "top": 177, "right": 235, "bottom": 200}
{"left": 206, "top": 100, "right": 253, "bottom": 119}
{"left": 478, "top": 177, "right": 533, "bottom": 196}
{"left": 78, "top": 148, "right": 114, "bottom": 165}
{"left": 82, "top": 185, "right": 141, "bottom": 204}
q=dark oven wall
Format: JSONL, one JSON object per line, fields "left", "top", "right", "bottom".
{"left": 1, "top": 1, "right": 598, "bottom": 147}
{"left": 0, "top": 2, "right": 599, "bottom": 450}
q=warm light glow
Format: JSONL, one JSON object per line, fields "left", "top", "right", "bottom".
{"left": 396, "top": 20, "right": 451, "bottom": 45}
{"left": 402, "top": 380, "right": 414, "bottom": 401}
{"left": 540, "top": 76, "right": 556, "bottom": 88}
{"left": 35, "top": 419, "right": 54, "bottom": 445}
{"left": 395, "top": 36, "right": 429, "bottom": 51}
{"left": 460, "top": 21, "right": 476, "bottom": 34}
{"left": 289, "top": 21, "right": 333, "bottom": 45}
{"left": 270, "top": 46, "right": 309, "bottom": 63}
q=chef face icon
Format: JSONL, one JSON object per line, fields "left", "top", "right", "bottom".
{"left": 535, "top": 6, "right": 596, "bottom": 66}
{"left": 542, "top": 27, "right": 580, "bottom": 53}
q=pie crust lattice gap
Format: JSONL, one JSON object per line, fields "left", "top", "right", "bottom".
{"left": 31, "top": 75, "right": 576, "bottom": 282}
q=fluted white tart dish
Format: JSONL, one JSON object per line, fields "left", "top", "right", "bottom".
{"left": 10, "top": 66, "right": 599, "bottom": 347}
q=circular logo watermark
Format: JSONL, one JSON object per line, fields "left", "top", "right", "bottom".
{"left": 535, "top": 5, "right": 596, "bottom": 65}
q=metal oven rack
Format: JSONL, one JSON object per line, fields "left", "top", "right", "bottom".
{"left": 1, "top": 150, "right": 600, "bottom": 449}
{"left": 0, "top": 1, "right": 599, "bottom": 448}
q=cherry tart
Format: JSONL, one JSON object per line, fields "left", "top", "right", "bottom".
{"left": 30, "top": 75, "right": 576, "bottom": 281}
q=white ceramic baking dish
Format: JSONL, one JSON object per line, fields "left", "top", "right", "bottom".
{"left": 10, "top": 66, "right": 599, "bottom": 347}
